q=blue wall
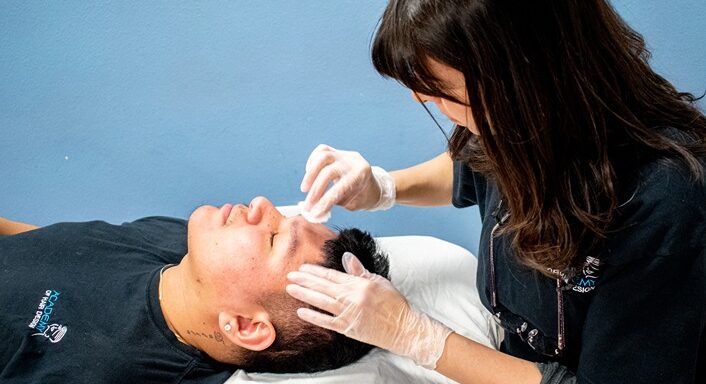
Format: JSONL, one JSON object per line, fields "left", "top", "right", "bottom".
{"left": 1, "top": 1, "right": 704, "bottom": 255}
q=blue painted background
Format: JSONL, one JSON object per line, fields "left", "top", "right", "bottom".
{"left": 1, "top": 1, "right": 704, "bottom": 255}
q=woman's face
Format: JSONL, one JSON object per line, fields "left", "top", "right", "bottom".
{"left": 413, "top": 59, "right": 479, "bottom": 135}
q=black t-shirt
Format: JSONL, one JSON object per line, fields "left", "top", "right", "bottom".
{"left": 0, "top": 216, "right": 235, "bottom": 383}
{"left": 452, "top": 157, "right": 705, "bottom": 383}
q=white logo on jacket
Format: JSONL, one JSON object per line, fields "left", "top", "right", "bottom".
{"left": 28, "top": 289, "right": 68, "bottom": 343}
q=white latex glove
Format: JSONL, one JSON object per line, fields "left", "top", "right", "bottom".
{"left": 285, "top": 252, "right": 453, "bottom": 369}
{"left": 300, "top": 144, "right": 396, "bottom": 217}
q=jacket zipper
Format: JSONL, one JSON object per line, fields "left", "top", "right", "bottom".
{"left": 488, "top": 197, "right": 565, "bottom": 354}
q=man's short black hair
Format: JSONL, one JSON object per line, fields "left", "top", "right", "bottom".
{"left": 237, "top": 228, "right": 390, "bottom": 373}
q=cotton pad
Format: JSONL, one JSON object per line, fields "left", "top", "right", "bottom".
{"left": 276, "top": 205, "right": 302, "bottom": 218}
{"left": 298, "top": 201, "right": 332, "bottom": 223}
{"left": 276, "top": 203, "right": 332, "bottom": 223}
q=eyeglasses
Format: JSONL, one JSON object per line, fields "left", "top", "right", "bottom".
{"left": 488, "top": 200, "right": 565, "bottom": 357}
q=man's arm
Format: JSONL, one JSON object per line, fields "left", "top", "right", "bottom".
{"left": 0, "top": 217, "right": 40, "bottom": 235}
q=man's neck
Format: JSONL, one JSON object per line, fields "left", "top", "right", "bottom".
{"left": 159, "top": 257, "right": 231, "bottom": 361}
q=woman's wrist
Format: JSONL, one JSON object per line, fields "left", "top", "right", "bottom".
{"left": 369, "top": 166, "right": 396, "bottom": 211}
{"left": 391, "top": 307, "right": 453, "bottom": 369}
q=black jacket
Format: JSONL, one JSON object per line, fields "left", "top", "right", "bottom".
{"left": 452, "top": 155, "right": 705, "bottom": 384}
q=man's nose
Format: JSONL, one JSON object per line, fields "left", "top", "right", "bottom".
{"left": 246, "top": 196, "right": 281, "bottom": 225}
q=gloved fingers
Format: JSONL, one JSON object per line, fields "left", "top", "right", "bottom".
{"left": 308, "top": 188, "right": 341, "bottom": 218}
{"left": 304, "top": 164, "right": 342, "bottom": 211}
{"left": 296, "top": 307, "right": 343, "bottom": 333}
{"left": 285, "top": 284, "right": 344, "bottom": 315}
{"left": 287, "top": 270, "right": 349, "bottom": 298}
{"left": 305, "top": 144, "right": 335, "bottom": 172}
{"left": 342, "top": 252, "right": 369, "bottom": 277}
{"left": 301, "top": 147, "right": 337, "bottom": 193}
{"left": 298, "top": 263, "right": 362, "bottom": 284}
{"left": 316, "top": 175, "right": 364, "bottom": 212}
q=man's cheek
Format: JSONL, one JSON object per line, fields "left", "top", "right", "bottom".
{"left": 226, "top": 272, "right": 278, "bottom": 300}
{"left": 237, "top": 261, "right": 284, "bottom": 293}
{"left": 216, "top": 239, "right": 265, "bottom": 277}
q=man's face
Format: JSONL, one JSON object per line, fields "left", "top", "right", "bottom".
{"left": 186, "top": 196, "right": 336, "bottom": 312}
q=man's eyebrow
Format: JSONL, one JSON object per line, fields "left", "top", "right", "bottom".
{"left": 287, "top": 220, "right": 300, "bottom": 256}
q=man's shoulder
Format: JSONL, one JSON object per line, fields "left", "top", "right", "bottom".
{"left": 31, "top": 217, "right": 185, "bottom": 238}
{"left": 42, "top": 216, "right": 188, "bottom": 237}
{"left": 120, "top": 216, "right": 189, "bottom": 257}
{"left": 6, "top": 216, "right": 189, "bottom": 257}
{"left": 122, "top": 216, "right": 188, "bottom": 232}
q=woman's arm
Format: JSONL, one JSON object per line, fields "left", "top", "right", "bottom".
{"left": 436, "top": 332, "right": 543, "bottom": 384}
{"left": 0, "top": 217, "right": 40, "bottom": 235}
{"left": 392, "top": 151, "right": 454, "bottom": 206}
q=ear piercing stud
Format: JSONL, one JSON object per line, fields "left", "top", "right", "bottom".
{"left": 224, "top": 324, "right": 232, "bottom": 332}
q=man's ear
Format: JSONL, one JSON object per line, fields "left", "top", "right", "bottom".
{"left": 218, "top": 311, "right": 276, "bottom": 352}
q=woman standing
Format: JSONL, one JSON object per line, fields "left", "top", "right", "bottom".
{"left": 286, "top": 1, "right": 706, "bottom": 383}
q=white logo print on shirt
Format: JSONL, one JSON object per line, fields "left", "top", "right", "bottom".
{"left": 548, "top": 256, "right": 602, "bottom": 293}
{"left": 28, "top": 290, "right": 68, "bottom": 343}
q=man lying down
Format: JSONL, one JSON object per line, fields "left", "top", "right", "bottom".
{"left": 0, "top": 196, "right": 390, "bottom": 383}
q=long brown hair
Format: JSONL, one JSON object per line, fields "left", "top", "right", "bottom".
{"left": 372, "top": 0, "right": 706, "bottom": 275}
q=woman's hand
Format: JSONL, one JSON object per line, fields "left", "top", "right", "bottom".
{"left": 286, "top": 252, "right": 452, "bottom": 369}
{"left": 299, "top": 145, "right": 395, "bottom": 217}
